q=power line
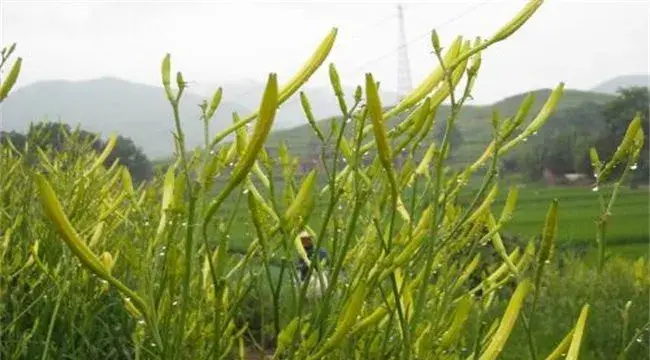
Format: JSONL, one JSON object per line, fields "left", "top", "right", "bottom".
{"left": 190, "top": 1, "right": 492, "bottom": 101}
{"left": 340, "top": 0, "right": 493, "bottom": 78}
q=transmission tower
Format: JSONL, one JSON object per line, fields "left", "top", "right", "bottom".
{"left": 396, "top": 4, "right": 413, "bottom": 100}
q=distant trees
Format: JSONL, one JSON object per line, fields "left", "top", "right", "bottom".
{"left": 434, "top": 121, "right": 463, "bottom": 158}
{"left": 504, "top": 86, "right": 649, "bottom": 184}
{"left": 595, "top": 86, "right": 649, "bottom": 184}
{"left": 0, "top": 121, "right": 154, "bottom": 183}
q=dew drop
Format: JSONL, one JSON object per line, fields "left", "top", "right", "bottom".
{"left": 544, "top": 259, "right": 551, "bottom": 264}
{"left": 522, "top": 137, "right": 528, "bottom": 142}
{"left": 159, "top": 251, "right": 165, "bottom": 257}
{"left": 144, "top": 221, "right": 150, "bottom": 227}
{"left": 151, "top": 342, "right": 157, "bottom": 347}
{"left": 172, "top": 300, "right": 179, "bottom": 306}
{"left": 209, "top": 150, "right": 215, "bottom": 155}
{"left": 138, "top": 320, "right": 145, "bottom": 325}
{"left": 242, "top": 188, "right": 249, "bottom": 194}
{"left": 636, "top": 337, "right": 643, "bottom": 343}
{"left": 229, "top": 162, "right": 235, "bottom": 167}
{"left": 532, "top": 131, "right": 538, "bottom": 136}
{"left": 182, "top": 222, "right": 188, "bottom": 227}
{"left": 592, "top": 186, "right": 599, "bottom": 192}
{"left": 631, "top": 163, "right": 638, "bottom": 170}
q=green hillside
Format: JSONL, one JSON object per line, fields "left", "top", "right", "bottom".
{"left": 266, "top": 88, "right": 615, "bottom": 166}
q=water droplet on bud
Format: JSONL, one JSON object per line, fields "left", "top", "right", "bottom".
{"left": 592, "top": 186, "right": 599, "bottom": 192}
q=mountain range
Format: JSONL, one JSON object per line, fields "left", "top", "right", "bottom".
{"left": 0, "top": 74, "right": 646, "bottom": 160}
{"left": 591, "top": 74, "right": 648, "bottom": 94}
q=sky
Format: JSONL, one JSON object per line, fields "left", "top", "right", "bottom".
{"left": 1, "top": 0, "right": 649, "bottom": 104}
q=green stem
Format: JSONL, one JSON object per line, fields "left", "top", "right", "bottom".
{"left": 40, "top": 284, "right": 65, "bottom": 360}
{"left": 597, "top": 154, "right": 634, "bottom": 273}
{"left": 521, "top": 313, "right": 539, "bottom": 360}
{"left": 413, "top": 45, "right": 470, "bottom": 324}
{"left": 169, "top": 87, "right": 198, "bottom": 360}
{"left": 617, "top": 321, "right": 650, "bottom": 359}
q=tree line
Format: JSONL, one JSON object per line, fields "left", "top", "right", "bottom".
{"left": 1, "top": 122, "right": 154, "bottom": 183}
{"left": 502, "top": 86, "right": 649, "bottom": 185}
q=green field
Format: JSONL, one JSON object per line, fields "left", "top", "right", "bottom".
{"left": 493, "top": 185, "right": 648, "bottom": 246}
{"left": 215, "top": 174, "right": 649, "bottom": 261}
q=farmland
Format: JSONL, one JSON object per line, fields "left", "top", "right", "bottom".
{"left": 214, "top": 180, "right": 649, "bottom": 259}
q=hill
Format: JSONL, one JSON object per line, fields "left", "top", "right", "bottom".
{"left": 1, "top": 77, "right": 403, "bottom": 159}
{"left": 191, "top": 81, "right": 402, "bottom": 130}
{"left": 267, "top": 88, "right": 616, "bottom": 166}
{"left": 591, "top": 74, "right": 649, "bottom": 94}
{"left": 0, "top": 77, "right": 625, "bottom": 164}
{"left": 0, "top": 77, "right": 249, "bottom": 158}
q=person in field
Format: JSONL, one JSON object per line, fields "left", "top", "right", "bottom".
{"left": 296, "top": 230, "right": 330, "bottom": 299}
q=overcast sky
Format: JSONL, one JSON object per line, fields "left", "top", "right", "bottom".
{"left": 1, "top": 0, "right": 648, "bottom": 104}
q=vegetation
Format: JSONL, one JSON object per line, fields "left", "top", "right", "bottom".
{"left": 1, "top": 1, "right": 648, "bottom": 360}
{"left": 1, "top": 122, "right": 155, "bottom": 183}
{"left": 266, "top": 88, "right": 616, "bottom": 169}
{"left": 504, "top": 86, "right": 649, "bottom": 183}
